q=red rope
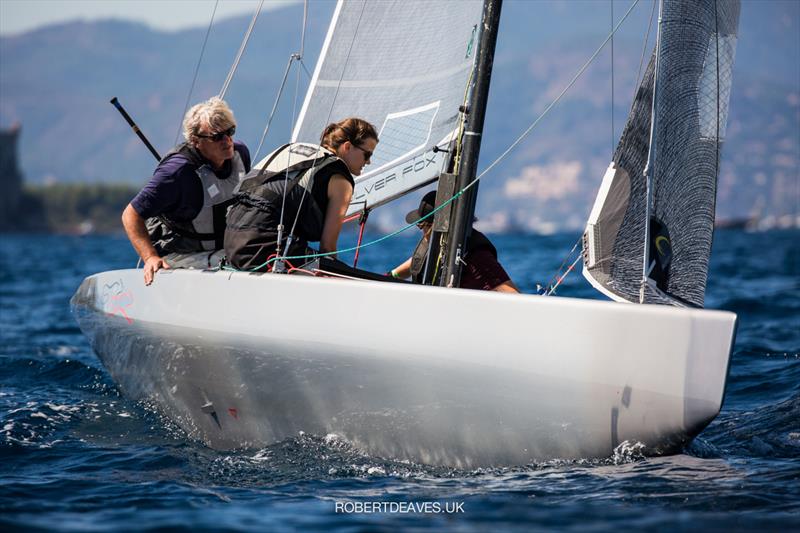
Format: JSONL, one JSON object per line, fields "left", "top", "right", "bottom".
{"left": 352, "top": 209, "right": 370, "bottom": 268}
{"left": 548, "top": 254, "right": 582, "bottom": 296}
{"left": 287, "top": 267, "right": 316, "bottom": 276}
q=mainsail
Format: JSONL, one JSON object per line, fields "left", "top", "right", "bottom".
{"left": 292, "top": 0, "right": 483, "bottom": 215}
{"left": 583, "top": 0, "right": 741, "bottom": 307}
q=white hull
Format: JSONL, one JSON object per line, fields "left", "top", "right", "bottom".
{"left": 71, "top": 269, "right": 736, "bottom": 467}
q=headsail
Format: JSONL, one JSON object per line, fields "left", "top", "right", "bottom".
{"left": 292, "top": 0, "right": 483, "bottom": 215}
{"left": 583, "top": 0, "right": 741, "bottom": 307}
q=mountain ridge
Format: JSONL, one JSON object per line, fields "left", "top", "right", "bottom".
{"left": 1, "top": 1, "right": 797, "bottom": 231}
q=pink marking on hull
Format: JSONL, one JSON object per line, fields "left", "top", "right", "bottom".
{"left": 109, "top": 291, "right": 134, "bottom": 324}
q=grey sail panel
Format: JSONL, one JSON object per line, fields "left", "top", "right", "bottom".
{"left": 583, "top": 54, "right": 656, "bottom": 304}
{"left": 584, "top": 0, "right": 741, "bottom": 307}
{"left": 292, "top": 0, "right": 483, "bottom": 215}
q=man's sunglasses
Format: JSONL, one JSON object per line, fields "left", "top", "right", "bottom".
{"left": 198, "top": 126, "right": 236, "bottom": 142}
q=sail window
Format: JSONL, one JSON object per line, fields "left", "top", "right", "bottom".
{"left": 698, "top": 34, "right": 737, "bottom": 141}
{"left": 371, "top": 101, "right": 440, "bottom": 170}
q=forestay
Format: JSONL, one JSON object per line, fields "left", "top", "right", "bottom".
{"left": 292, "top": 0, "right": 483, "bottom": 215}
{"left": 583, "top": 0, "right": 741, "bottom": 307}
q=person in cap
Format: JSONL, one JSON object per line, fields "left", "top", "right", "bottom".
{"left": 389, "top": 190, "right": 519, "bottom": 293}
{"left": 121, "top": 96, "right": 251, "bottom": 285}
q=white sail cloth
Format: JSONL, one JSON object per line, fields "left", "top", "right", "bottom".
{"left": 292, "top": 0, "right": 483, "bottom": 215}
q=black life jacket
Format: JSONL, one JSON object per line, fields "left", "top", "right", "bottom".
{"left": 410, "top": 229, "right": 496, "bottom": 285}
{"left": 224, "top": 143, "right": 351, "bottom": 271}
{"left": 145, "top": 143, "right": 247, "bottom": 254}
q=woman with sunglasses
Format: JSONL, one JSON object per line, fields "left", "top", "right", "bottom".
{"left": 225, "top": 117, "right": 378, "bottom": 271}
{"left": 121, "top": 96, "right": 251, "bottom": 285}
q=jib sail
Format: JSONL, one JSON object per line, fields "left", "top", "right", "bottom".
{"left": 583, "top": 0, "right": 740, "bottom": 307}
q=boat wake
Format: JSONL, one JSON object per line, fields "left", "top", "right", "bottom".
{"left": 611, "top": 440, "right": 648, "bottom": 464}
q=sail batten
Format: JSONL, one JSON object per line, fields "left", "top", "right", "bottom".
{"left": 583, "top": 0, "right": 741, "bottom": 307}
{"left": 292, "top": 0, "right": 483, "bottom": 215}
{"left": 314, "top": 61, "right": 474, "bottom": 89}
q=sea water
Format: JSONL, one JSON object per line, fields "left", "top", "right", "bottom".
{"left": 1, "top": 229, "right": 798, "bottom": 531}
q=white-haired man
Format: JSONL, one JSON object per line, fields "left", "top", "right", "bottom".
{"left": 122, "top": 97, "right": 251, "bottom": 285}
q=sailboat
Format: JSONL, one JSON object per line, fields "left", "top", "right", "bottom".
{"left": 71, "top": 0, "right": 741, "bottom": 468}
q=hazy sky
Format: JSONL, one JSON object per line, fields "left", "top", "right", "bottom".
{"left": 0, "top": 0, "right": 300, "bottom": 36}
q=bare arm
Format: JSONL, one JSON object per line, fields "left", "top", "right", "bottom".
{"left": 319, "top": 174, "right": 353, "bottom": 255}
{"left": 492, "top": 279, "right": 520, "bottom": 293}
{"left": 121, "top": 203, "right": 169, "bottom": 285}
{"left": 391, "top": 257, "right": 412, "bottom": 279}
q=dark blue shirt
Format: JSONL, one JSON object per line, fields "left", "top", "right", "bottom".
{"left": 131, "top": 141, "right": 251, "bottom": 222}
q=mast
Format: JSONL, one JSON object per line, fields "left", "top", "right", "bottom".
{"left": 440, "top": 0, "right": 503, "bottom": 288}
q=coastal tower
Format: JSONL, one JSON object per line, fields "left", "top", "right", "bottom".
{"left": 0, "top": 123, "right": 23, "bottom": 230}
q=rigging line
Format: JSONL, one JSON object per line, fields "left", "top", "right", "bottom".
{"left": 252, "top": 55, "right": 297, "bottom": 162}
{"left": 266, "top": 1, "right": 323, "bottom": 263}
{"left": 252, "top": 0, "right": 310, "bottom": 161}
{"left": 283, "top": 1, "right": 368, "bottom": 256}
{"left": 714, "top": 0, "right": 721, "bottom": 217}
{"left": 300, "top": 0, "right": 308, "bottom": 59}
{"left": 429, "top": 232, "right": 446, "bottom": 286}
{"left": 219, "top": 0, "right": 264, "bottom": 99}
{"left": 317, "top": 2, "right": 367, "bottom": 139}
{"left": 611, "top": 0, "right": 615, "bottom": 159}
{"left": 285, "top": 0, "right": 322, "bottom": 241}
{"left": 173, "top": 0, "right": 219, "bottom": 146}
{"left": 634, "top": 0, "right": 657, "bottom": 91}
{"left": 227, "top": 0, "right": 643, "bottom": 271}
{"left": 475, "top": 0, "right": 640, "bottom": 184}
{"left": 452, "top": 23, "right": 479, "bottom": 175}
{"left": 299, "top": 58, "right": 313, "bottom": 79}
{"left": 275, "top": 2, "right": 316, "bottom": 263}
{"left": 285, "top": 42, "right": 307, "bottom": 243}
{"left": 546, "top": 253, "right": 582, "bottom": 296}
{"left": 287, "top": 267, "right": 317, "bottom": 276}
{"left": 454, "top": 66, "right": 476, "bottom": 175}
{"left": 640, "top": 0, "right": 663, "bottom": 302}
{"left": 546, "top": 235, "right": 582, "bottom": 289}
{"left": 307, "top": 269, "right": 363, "bottom": 281}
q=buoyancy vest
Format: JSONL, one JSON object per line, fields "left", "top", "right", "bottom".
{"left": 146, "top": 143, "right": 247, "bottom": 254}
{"left": 410, "top": 229, "right": 496, "bottom": 285}
{"left": 410, "top": 231, "right": 442, "bottom": 285}
{"left": 224, "top": 142, "right": 352, "bottom": 270}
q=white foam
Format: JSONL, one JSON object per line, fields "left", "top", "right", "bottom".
{"left": 324, "top": 433, "right": 342, "bottom": 445}
{"left": 50, "top": 346, "right": 74, "bottom": 356}
{"left": 612, "top": 440, "right": 647, "bottom": 464}
{"left": 44, "top": 403, "right": 79, "bottom": 413}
